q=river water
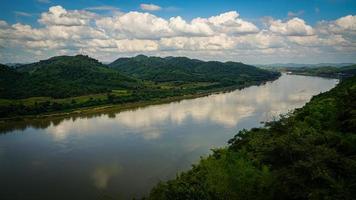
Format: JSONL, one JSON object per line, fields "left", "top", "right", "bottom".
{"left": 0, "top": 74, "right": 338, "bottom": 199}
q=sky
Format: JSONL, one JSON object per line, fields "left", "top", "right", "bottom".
{"left": 0, "top": 0, "right": 355, "bottom": 64}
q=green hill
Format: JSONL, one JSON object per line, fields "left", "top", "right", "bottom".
{"left": 3, "top": 55, "right": 140, "bottom": 99}
{"left": 0, "top": 55, "right": 280, "bottom": 118}
{"left": 149, "top": 76, "right": 356, "bottom": 199}
{"left": 283, "top": 65, "right": 356, "bottom": 79}
{"left": 109, "top": 55, "right": 280, "bottom": 84}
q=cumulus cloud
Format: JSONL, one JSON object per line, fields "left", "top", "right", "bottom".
{"left": 160, "top": 35, "right": 236, "bottom": 50}
{"left": 140, "top": 3, "right": 162, "bottom": 11}
{"left": 318, "top": 15, "right": 356, "bottom": 34}
{"left": 168, "top": 16, "right": 214, "bottom": 36}
{"left": 96, "top": 11, "right": 172, "bottom": 39}
{"left": 0, "top": 20, "right": 8, "bottom": 28}
{"left": 0, "top": 5, "right": 355, "bottom": 63}
{"left": 207, "top": 11, "right": 259, "bottom": 34}
{"left": 38, "top": 5, "right": 95, "bottom": 26}
{"left": 335, "top": 15, "right": 356, "bottom": 31}
{"left": 268, "top": 17, "right": 314, "bottom": 36}
{"left": 96, "top": 10, "right": 258, "bottom": 40}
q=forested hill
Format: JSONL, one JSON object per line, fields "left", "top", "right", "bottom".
{"left": 1, "top": 55, "right": 141, "bottom": 99}
{"left": 0, "top": 55, "right": 280, "bottom": 118}
{"left": 149, "top": 75, "right": 356, "bottom": 199}
{"left": 109, "top": 55, "right": 279, "bottom": 84}
{"left": 284, "top": 65, "right": 356, "bottom": 79}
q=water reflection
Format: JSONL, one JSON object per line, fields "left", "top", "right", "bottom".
{"left": 0, "top": 74, "right": 338, "bottom": 199}
{"left": 40, "top": 75, "right": 337, "bottom": 140}
{"left": 92, "top": 163, "right": 122, "bottom": 189}
{"left": 1, "top": 75, "right": 337, "bottom": 138}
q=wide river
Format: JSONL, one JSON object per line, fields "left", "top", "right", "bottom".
{"left": 0, "top": 74, "right": 338, "bottom": 199}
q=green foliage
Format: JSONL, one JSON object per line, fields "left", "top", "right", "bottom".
{"left": 109, "top": 55, "right": 280, "bottom": 84}
{"left": 0, "top": 55, "right": 280, "bottom": 118}
{"left": 149, "top": 76, "right": 356, "bottom": 200}
{"left": 150, "top": 149, "right": 274, "bottom": 200}
{"left": 2, "top": 55, "right": 140, "bottom": 99}
{"left": 284, "top": 65, "right": 356, "bottom": 79}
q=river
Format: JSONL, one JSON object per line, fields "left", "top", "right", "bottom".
{"left": 0, "top": 74, "right": 338, "bottom": 199}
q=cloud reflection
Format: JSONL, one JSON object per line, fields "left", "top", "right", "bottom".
{"left": 43, "top": 75, "right": 338, "bottom": 141}
{"left": 92, "top": 163, "right": 122, "bottom": 189}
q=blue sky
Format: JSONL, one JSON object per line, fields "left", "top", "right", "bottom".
{"left": 2, "top": 0, "right": 356, "bottom": 25}
{"left": 0, "top": 0, "right": 355, "bottom": 63}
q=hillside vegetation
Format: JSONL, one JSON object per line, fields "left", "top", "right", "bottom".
{"left": 149, "top": 76, "right": 356, "bottom": 200}
{"left": 109, "top": 55, "right": 278, "bottom": 85}
{"left": 1, "top": 55, "right": 140, "bottom": 99}
{"left": 0, "top": 55, "right": 279, "bottom": 118}
{"left": 278, "top": 65, "right": 356, "bottom": 79}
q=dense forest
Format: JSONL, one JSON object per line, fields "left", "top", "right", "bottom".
{"left": 270, "top": 65, "right": 356, "bottom": 79}
{"left": 109, "top": 55, "right": 276, "bottom": 84}
{"left": 0, "top": 55, "right": 279, "bottom": 118}
{"left": 1, "top": 55, "right": 140, "bottom": 99}
{"left": 148, "top": 75, "right": 356, "bottom": 199}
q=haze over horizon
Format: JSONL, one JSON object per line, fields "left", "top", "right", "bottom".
{"left": 0, "top": 0, "right": 355, "bottom": 64}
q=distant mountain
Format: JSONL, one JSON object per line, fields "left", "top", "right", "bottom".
{"left": 284, "top": 65, "right": 356, "bottom": 79}
{"left": 257, "top": 63, "right": 355, "bottom": 68}
{"left": 1, "top": 55, "right": 140, "bottom": 99}
{"left": 109, "top": 55, "right": 280, "bottom": 84}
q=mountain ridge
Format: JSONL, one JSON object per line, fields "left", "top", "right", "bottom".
{"left": 1, "top": 55, "right": 141, "bottom": 99}
{"left": 109, "top": 55, "right": 279, "bottom": 83}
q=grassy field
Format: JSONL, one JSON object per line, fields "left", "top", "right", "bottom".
{"left": 0, "top": 93, "right": 108, "bottom": 106}
{"left": 0, "top": 82, "right": 221, "bottom": 107}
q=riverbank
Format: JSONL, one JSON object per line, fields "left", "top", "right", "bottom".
{"left": 0, "top": 74, "right": 340, "bottom": 199}
{"left": 148, "top": 75, "right": 356, "bottom": 200}
{"left": 0, "top": 77, "right": 279, "bottom": 122}
{"left": 280, "top": 64, "right": 356, "bottom": 79}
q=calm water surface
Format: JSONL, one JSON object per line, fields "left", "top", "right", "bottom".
{"left": 0, "top": 74, "right": 338, "bottom": 199}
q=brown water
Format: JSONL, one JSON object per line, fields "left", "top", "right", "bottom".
{"left": 0, "top": 74, "right": 338, "bottom": 199}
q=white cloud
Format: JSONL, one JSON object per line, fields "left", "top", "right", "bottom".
{"left": 169, "top": 16, "right": 214, "bottom": 36}
{"left": 238, "top": 31, "right": 286, "bottom": 49}
{"left": 25, "top": 40, "right": 64, "bottom": 49}
{"left": 140, "top": 3, "right": 162, "bottom": 11}
{"left": 0, "top": 20, "right": 8, "bottom": 28}
{"left": 96, "top": 11, "right": 172, "bottom": 39}
{"left": 319, "top": 15, "right": 356, "bottom": 34}
{"left": 335, "top": 15, "right": 356, "bottom": 31}
{"left": 116, "top": 39, "right": 159, "bottom": 52}
{"left": 38, "top": 6, "right": 95, "bottom": 26}
{"left": 269, "top": 17, "right": 314, "bottom": 36}
{"left": 288, "top": 35, "right": 349, "bottom": 47}
{"left": 160, "top": 35, "right": 236, "bottom": 50}
{"left": 96, "top": 10, "right": 258, "bottom": 40}
{"left": 207, "top": 11, "right": 259, "bottom": 34}
{"left": 0, "top": 5, "right": 355, "bottom": 64}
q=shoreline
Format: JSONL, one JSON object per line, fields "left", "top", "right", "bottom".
{"left": 0, "top": 78, "right": 278, "bottom": 122}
